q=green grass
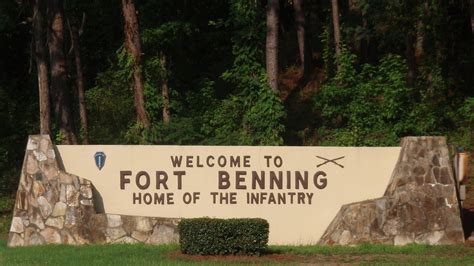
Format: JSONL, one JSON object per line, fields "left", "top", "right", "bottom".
{"left": 0, "top": 240, "right": 187, "bottom": 266}
{"left": 1, "top": 240, "right": 474, "bottom": 265}
{"left": 0, "top": 196, "right": 14, "bottom": 241}
{"left": 1, "top": 194, "right": 474, "bottom": 265}
{"left": 272, "top": 243, "right": 474, "bottom": 264}
{"left": 272, "top": 242, "right": 473, "bottom": 255}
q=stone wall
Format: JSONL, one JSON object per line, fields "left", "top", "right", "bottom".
{"left": 318, "top": 137, "right": 465, "bottom": 245}
{"left": 8, "top": 135, "right": 179, "bottom": 247}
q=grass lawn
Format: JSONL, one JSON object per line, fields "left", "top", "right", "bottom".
{"left": 2, "top": 196, "right": 474, "bottom": 265}
{"left": 1, "top": 240, "right": 474, "bottom": 265}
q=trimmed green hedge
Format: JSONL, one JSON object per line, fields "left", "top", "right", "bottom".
{"left": 178, "top": 218, "right": 269, "bottom": 255}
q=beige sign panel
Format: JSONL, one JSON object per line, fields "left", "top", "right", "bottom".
{"left": 56, "top": 145, "right": 401, "bottom": 244}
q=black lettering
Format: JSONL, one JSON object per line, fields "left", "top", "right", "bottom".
{"left": 193, "top": 192, "right": 200, "bottom": 203}
{"left": 196, "top": 156, "right": 204, "bottom": 167}
{"left": 133, "top": 192, "right": 141, "bottom": 204}
{"left": 243, "top": 156, "right": 251, "bottom": 167}
{"left": 278, "top": 193, "right": 285, "bottom": 204}
{"left": 268, "top": 193, "right": 276, "bottom": 204}
{"left": 143, "top": 193, "right": 152, "bottom": 205}
{"left": 170, "top": 156, "right": 183, "bottom": 167}
{"left": 120, "top": 170, "right": 132, "bottom": 189}
{"left": 269, "top": 171, "right": 282, "bottom": 189}
{"left": 288, "top": 192, "right": 296, "bottom": 203}
{"left": 306, "top": 193, "right": 314, "bottom": 204}
{"left": 236, "top": 171, "right": 247, "bottom": 189}
{"left": 186, "top": 156, "right": 193, "bottom": 167}
{"left": 264, "top": 155, "right": 272, "bottom": 167}
{"left": 136, "top": 171, "right": 150, "bottom": 189}
{"left": 206, "top": 156, "right": 215, "bottom": 167}
{"left": 230, "top": 156, "right": 240, "bottom": 167}
{"left": 210, "top": 192, "right": 218, "bottom": 203}
{"left": 286, "top": 171, "right": 292, "bottom": 189}
{"left": 295, "top": 171, "right": 308, "bottom": 189}
{"left": 154, "top": 193, "right": 165, "bottom": 204}
{"left": 156, "top": 171, "right": 169, "bottom": 189}
{"left": 314, "top": 171, "right": 327, "bottom": 189}
{"left": 218, "top": 171, "right": 230, "bottom": 189}
{"left": 183, "top": 192, "right": 192, "bottom": 204}
{"left": 217, "top": 156, "right": 227, "bottom": 167}
{"left": 297, "top": 192, "right": 305, "bottom": 204}
{"left": 260, "top": 192, "right": 267, "bottom": 204}
{"left": 274, "top": 156, "right": 283, "bottom": 167}
{"left": 167, "top": 193, "right": 174, "bottom": 204}
{"left": 252, "top": 171, "right": 265, "bottom": 189}
{"left": 250, "top": 192, "right": 259, "bottom": 204}
{"left": 174, "top": 171, "right": 185, "bottom": 189}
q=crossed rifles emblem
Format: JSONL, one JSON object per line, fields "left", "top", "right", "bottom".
{"left": 316, "top": 156, "right": 345, "bottom": 168}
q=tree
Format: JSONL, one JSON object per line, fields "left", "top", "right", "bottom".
{"left": 68, "top": 14, "right": 89, "bottom": 144}
{"left": 160, "top": 51, "right": 170, "bottom": 124}
{"left": 266, "top": 0, "right": 279, "bottom": 93}
{"left": 470, "top": 0, "right": 474, "bottom": 35}
{"left": 293, "top": 0, "right": 312, "bottom": 79}
{"left": 121, "top": 0, "right": 150, "bottom": 129}
{"left": 33, "top": 0, "right": 50, "bottom": 134}
{"left": 331, "top": 0, "right": 342, "bottom": 71}
{"left": 48, "top": 0, "right": 77, "bottom": 144}
{"left": 414, "top": 1, "right": 428, "bottom": 66}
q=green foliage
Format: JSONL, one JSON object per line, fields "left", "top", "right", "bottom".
{"left": 460, "top": 98, "right": 474, "bottom": 124}
{"left": 320, "top": 25, "right": 334, "bottom": 77}
{"left": 202, "top": 0, "right": 285, "bottom": 145}
{"left": 85, "top": 47, "right": 136, "bottom": 144}
{"left": 178, "top": 218, "right": 269, "bottom": 255}
{"left": 449, "top": 97, "right": 474, "bottom": 151}
{"left": 315, "top": 48, "right": 417, "bottom": 146}
{"left": 0, "top": 87, "right": 21, "bottom": 195}
{"left": 202, "top": 87, "right": 285, "bottom": 145}
{"left": 142, "top": 21, "right": 195, "bottom": 50}
{"left": 0, "top": 196, "right": 14, "bottom": 212}
{"left": 143, "top": 118, "right": 203, "bottom": 145}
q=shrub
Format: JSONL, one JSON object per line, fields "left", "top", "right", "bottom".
{"left": 314, "top": 47, "right": 433, "bottom": 146}
{"left": 178, "top": 218, "right": 269, "bottom": 255}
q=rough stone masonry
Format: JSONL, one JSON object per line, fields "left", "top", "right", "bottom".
{"left": 7, "top": 135, "right": 179, "bottom": 247}
{"left": 318, "top": 136, "right": 465, "bottom": 245}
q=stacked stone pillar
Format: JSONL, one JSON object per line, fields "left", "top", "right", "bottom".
{"left": 318, "top": 137, "right": 465, "bottom": 245}
{"left": 8, "top": 135, "right": 179, "bottom": 247}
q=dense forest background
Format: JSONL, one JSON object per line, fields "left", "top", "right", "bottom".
{"left": 0, "top": 0, "right": 473, "bottom": 197}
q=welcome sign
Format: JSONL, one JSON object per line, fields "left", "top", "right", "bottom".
{"left": 56, "top": 145, "right": 400, "bottom": 244}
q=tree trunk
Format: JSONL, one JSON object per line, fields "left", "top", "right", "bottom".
{"left": 121, "top": 0, "right": 150, "bottom": 129}
{"left": 414, "top": 19, "right": 424, "bottom": 66}
{"left": 160, "top": 51, "right": 170, "bottom": 124}
{"left": 405, "top": 35, "right": 416, "bottom": 85}
{"left": 266, "top": 0, "right": 279, "bottom": 93}
{"left": 293, "top": 0, "right": 312, "bottom": 79}
{"left": 47, "top": 0, "right": 77, "bottom": 144}
{"left": 415, "top": 1, "right": 429, "bottom": 66}
{"left": 331, "top": 0, "right": 342, "bottom": 71}
{"left": 470, "top": 0, "right": 474, "bottom": 35}
{"left": 33, "top": 0, "right": 50, "bottom": 135}
{"left": 467, "top": 0, "right": 473, "bottom": 58}
{"left": 70, "top": 24, "right": 89, "bottom": 144}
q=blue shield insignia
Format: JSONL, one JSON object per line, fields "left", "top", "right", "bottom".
{"left": 94, "top": 152, "right": 106, "bottom": 170}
